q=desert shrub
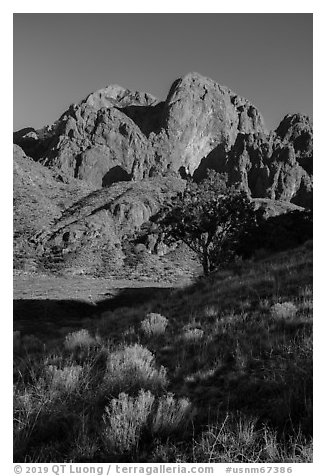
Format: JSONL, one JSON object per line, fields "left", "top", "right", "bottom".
{"left": 151, "top": 393, "right": 191, "bottom": 435}
{"left": 182, "top": 328, "right": 204, "bottom": 342}
{"left": 103, "top": 344, "right": 168, "bottom": 394}
{"left": 101, "top": 390, "right": 155, "bottom": 454}
{"left": 14, "top": 373, "right": 61, "bottom": 460}
{"left": 45, "top": 364, "right": 83, "bottom": 396}
{"left": 204, "top": 305, "right": 219, "bottom": 318}
{"left": 14, "top": 358, "right": 92, "bottom": 461}
{"left": 140, "top": 313, "right": 169, "bottom": 337}
{"left": 64, "top": 329, "right": 96, "bottom": 351}
{"left": 270, "top": 302, "right": 297, "bottom": 319}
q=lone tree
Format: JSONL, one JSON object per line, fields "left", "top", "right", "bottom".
{"left": 152, "top": 171, "right": 258, "bottom": 275}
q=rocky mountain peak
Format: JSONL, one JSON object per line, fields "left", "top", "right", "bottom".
{"left": 276, "top": 113, "right": 312, "bottom": 139}
{"left": 81, "top": 84, "right": 159, "bottom": 110}
{"left": 14, "top": 72, "right": 312, "bottom": 207}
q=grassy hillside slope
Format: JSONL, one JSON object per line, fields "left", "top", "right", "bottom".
{"left": 14, "top": 244, "right": 312, "bottom": 462}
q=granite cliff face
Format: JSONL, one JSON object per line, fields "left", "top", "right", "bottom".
{"left": 14, "top": 73, "right": 274, "bottom": 185}
{"left": 14, "top": 73, "right": 312, "bottom": 207}
{"left": 149, "top": 73, "right": 266, "bottom": 176}
{"left": 13, "top": 72, "right": 313, "bottom": 275}
{"left": 213, "top": 114, "right": 313, "bottom": 208}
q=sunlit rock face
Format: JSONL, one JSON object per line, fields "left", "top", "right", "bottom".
{"left": 149, "top": 72, "right": 266, "bottom": 176}
{"left": 14, "top": 72, "right": 312, "bottom": 207}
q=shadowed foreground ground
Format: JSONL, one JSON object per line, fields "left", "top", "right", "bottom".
{"left": 13, "top": 246, "right": 313, "bottom": 463}
{"left": 13, "top": 273, "right": 185, "bottom": 339}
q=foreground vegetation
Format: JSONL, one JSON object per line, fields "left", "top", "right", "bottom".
{"left": 13, "top": 243, "right": 313, "bottom": 462}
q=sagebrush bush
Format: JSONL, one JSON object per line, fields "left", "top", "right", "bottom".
{"left": 140, "top": 313, "right": 169, "bottom": 337}
{"left": 151, "top": 393, "right": 191, "bottom": 435}
{"left": 45, "top": 364, "right": 83, "bottom": 395}
{"left": 182, "top": 328, "right": 204, "bottom": 342}
{"left": 102, "top": 390, "right": 155, "bottom": 454}
{"left": 64, "top": 329, "right": 96, "bottom": 351}
{"left": 103, "top": 344, "right": 168, "bottom": 394}
{"left": 14, "top": 389, "right": 34, "bottom": 415}
{"left": 204, "top": 305, "right": 219, "bottom": 318}
{"left": 270, "top": 302, "right": 297, "bottom": 319}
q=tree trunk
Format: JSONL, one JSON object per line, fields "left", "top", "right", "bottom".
{"left": 202, "top": 252, "right": 209, "bottom": 276}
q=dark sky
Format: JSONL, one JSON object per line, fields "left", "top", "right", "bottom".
{"left": 13, "top": 13, "right": 312, "bottom": 132}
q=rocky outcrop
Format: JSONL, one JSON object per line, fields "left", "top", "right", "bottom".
{"left": 31, "top": 173, "right": 303, "bottom": 277}
{"left": 13, "top": 143, "right": 306, "bottom": 277}
{"left": 82, "top": 84, "right": 159, "bottom": 109}
{"left": 14, "top": 72, "right": 312, "bottom": 207}
{"left": 208, "top": 114, "right": 313, "bottom": 208}
{"left": 252, "top": 198, "right": 304, "bottom": 218}
{"left": 14, "top": 145, "right": 96, "bottom": 238}
{"left": 35, "top": 176, "right": 186, "bottom": 276}
{"left": 275, "top": 113, "right": 313, "bottom": 175}
{"left": 41, "top": 104, "right": 154, "bottom": 186}
{"left": 13, "top": 145, "right": 97, "bottom": 269}
{"left": 14, "top": 86, "right": 160, "bottom": 188}
{"left": 149, "top": 72, "right": 266, "bottom": 175}
{"left": 14, "top": 73, "right": 266, "bottom": 186}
